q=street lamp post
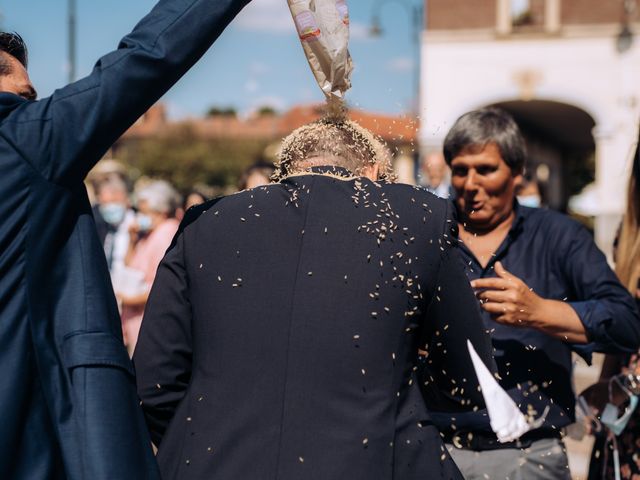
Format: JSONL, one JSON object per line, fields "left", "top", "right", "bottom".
{"left": 616, "top": 0, "right": 637, "bottom": 54}
{"left": 369, "top": 0, "right": 424, "bottom": 116}
{"left": 68, "top": 0, "right": 77, "bottom": 83}
{"left": 370, "top": 0, "right": 425, "bottom": 183}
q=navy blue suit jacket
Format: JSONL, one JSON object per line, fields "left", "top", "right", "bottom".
{"left": 135, "top": 167, "right": 496, "bottom": 479}
{"left": 0, "top": 0, "right": 250, "bottom": 478}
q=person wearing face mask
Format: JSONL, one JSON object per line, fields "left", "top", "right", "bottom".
{"left": 515, "top": 172, "right": 543, "bottom": 208}
{"left": 420, "top": 152, "right": 455, "bottom": 199}
{"left": 431, "top": 107, "right": 640, "bottom": 480}
{"left": 93, "top": 176, "right": 136, "bottom": 273}
{"left": 119, "top": 180, "right": 181, "bottom": 354}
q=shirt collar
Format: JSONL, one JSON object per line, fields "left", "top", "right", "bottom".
{"left": 490, "top": 201, "right": 526, "bottom": 265}
{"left": 458, "top": 199, "right": 528, "bottom": 273}
{"left": 282, "top": 165, "right": 360, "bottom": 182}
{"left": 308, "top": 165, "right": 355, "bottom": 177}
{"left": 509, "top": 200, "right": 527, "bottom": 237}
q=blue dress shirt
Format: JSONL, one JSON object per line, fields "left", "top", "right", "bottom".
{"left": 432, "top": 203, "right": 640, "bottom": 437}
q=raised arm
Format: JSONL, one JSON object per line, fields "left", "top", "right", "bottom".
{"left": 473, "top": 220, "right": 640, "bottom": 356}
{"left": 561, "top": 222, "right": 640, "bottom": 354}
{"left": 4, "top": 0, "right": 250, "bottom": 185}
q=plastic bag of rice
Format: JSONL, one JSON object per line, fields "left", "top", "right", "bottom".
{"left": 288, "top": 0, "right": 353, "bottom": 118}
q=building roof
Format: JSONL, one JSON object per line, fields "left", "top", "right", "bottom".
{"left": 122, "top": 103, "right": 418, "bottom": 145}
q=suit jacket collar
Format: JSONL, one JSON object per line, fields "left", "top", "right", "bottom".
{"left": 308, "top": 165, "right": 353, "bottom": 176}
{"left": 283, "top": 165, "right": 358, "bottom": 181}
{"left": 0, "top": 92, "right": 27, "bottom": 119}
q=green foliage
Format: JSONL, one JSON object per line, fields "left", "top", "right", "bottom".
{"left": 117, "top": 125, "right": 270, "bottom": 191}
{"left": 512, "top": 10, "right": 533, "bottom": 27}
{"left": 206, "top": 106, "right": 237, "bottom": 117}
{"left": 256, "top": 105, "right": 278, "bottom": 116}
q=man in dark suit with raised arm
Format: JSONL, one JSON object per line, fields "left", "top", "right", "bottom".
{"left": 134, "top": 119, "right": 497, "bottom": 479}
{"left": 0, "top": 1, "right": 251, "bottom": 478}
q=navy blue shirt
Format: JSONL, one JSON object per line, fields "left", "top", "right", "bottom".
{"left": 433, "top": 203, "right": 640, "bottom": 436}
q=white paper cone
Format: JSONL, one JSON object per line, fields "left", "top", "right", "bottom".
{"left": 467, "top": 340, "right": 531, "bottom": 443}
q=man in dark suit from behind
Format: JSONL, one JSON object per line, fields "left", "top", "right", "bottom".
{"left": 0, "top": 1, "right": 251, "bottom": 478}
{"left": 134, "top": 118, "right": 497, "bottom": 480}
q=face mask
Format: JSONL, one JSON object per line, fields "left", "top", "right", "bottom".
{"left": 601, "top": 393, "right": 639, "bottom": 436}
{"left": 136, "top": 213, "right": 153, "bottom": 233}
{"left": 517, "top": 195, "right": 541, "bottom": 208}
{"left": 99, "top": 203, "right": 126, "bottom": 226}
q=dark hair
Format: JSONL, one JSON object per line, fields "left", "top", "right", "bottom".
{"left": 183, "top": 189, "right": 208, "bottom": 210}
{"left": 238, "top": 160, "right": 276, "bottom": 190}
{"left": 443, "top": 107, "right": 526, "bottom": 174}
{"left": 0, "top": 32, "right": 28, "bottom": 75}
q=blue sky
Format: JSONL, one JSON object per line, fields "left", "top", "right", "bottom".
{"left": 0, "top": 0, "right": 420, "bottom": 118}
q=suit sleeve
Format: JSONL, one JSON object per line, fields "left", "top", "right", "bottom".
{"left": 419, "top": 201, "right": 497, "bottom": 413}
{"left": 4, "top": 0, "right": 250, "bottom": 185}
{"left": 133, "top": 229, "right": 192, "bottom": 446}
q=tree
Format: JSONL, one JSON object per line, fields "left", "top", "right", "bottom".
{"left": 117, "top": 124, "right": 270, "bottom": 191}
{"left": 206, "top": 106, "right": 237, "bottom": 117}
{"left": 256, "top": 105, "right": 278, "bottom": 117}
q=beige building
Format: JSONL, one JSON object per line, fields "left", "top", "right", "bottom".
{"left": 421, "top": 0, "right": 640, "bottom": 258}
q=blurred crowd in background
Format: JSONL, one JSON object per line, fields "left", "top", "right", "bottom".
{"left": 86, "top": 159, "right": 275, "bottom": 355}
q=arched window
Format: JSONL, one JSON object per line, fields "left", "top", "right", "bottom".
{"left": 511, "top": 0, "right": 533, "bottom": 27}
{"left": 497, "top": 0, "right": 560, "bottom": 34}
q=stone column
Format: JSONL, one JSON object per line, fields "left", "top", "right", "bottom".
{"left": 545, "top": 0, "right": 561, "bottom": 33}
{"left": 496, "top": 0, "right": 511, "bottom": 35}
{"left": 592, "top": 124, "right": 628, "bottom": 262}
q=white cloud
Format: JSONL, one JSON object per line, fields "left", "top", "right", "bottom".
{"left": 260, "top": 95, "right": 287, "bottom": 109}
{"left": 244, "top": 61, "right": 271, "bottom": 93}
{"left": 236, "top": 0, "right": 372, "bottom": 42}
{"left": 245, "top": 79, "right": 260, "bottom": 93}
{"left": 349, "top": 21, "right": 374, "bottom": 42}
{"left": 164, "top": 101, "right": 191, "bottom": 120}
{"left": 297, "top": 87, "right": 318, "bottom": 102}
{"left": 249, "top": 61, "right": 271, "bottom": 75}
{"left": 247, "top": 95, "right": 288, "bottom": 114}
{"left": 386, "top": 57, "right": 414, "bottom": 73}
{"left": 235, "top": 0, "right": 293, "bottom": 34}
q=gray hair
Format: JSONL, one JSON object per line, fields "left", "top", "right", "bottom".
{"left": 274, "top": 119, "right": 396, "bottom": 182}
{"left": 443, "top": 107, "right": 526, "bottom": 174}
{"left": 137, "top": 180, "right": 181, "bottom": 216}
{"left": 96, "top": 175, "right": 129, "bottom": 198}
